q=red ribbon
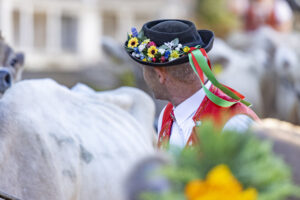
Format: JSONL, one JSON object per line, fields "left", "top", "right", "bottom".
{"left": 189, "top": 47, "right": 245, "bottom": 100}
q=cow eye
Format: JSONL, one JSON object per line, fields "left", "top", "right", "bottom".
{"left": 10, "top": 58, "right": 17, "bottom": 67}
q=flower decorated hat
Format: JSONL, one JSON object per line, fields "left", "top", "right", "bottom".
{"left": 124, "top": 19, "right": 214, "bottom": 67}
{"left": 125, "top": 19, "right": 253, "bottom": 108}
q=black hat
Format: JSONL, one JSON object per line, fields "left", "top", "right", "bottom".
{"left": 124, "top": 19, "right": 214, "bottom": 67}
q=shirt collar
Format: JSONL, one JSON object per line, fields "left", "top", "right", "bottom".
{"left": 173, "top": 81, "right": 212, "bottom": 126}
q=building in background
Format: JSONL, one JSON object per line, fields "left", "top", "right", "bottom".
{"left": 0, "top": 0, "right": 194, "bottom": 70}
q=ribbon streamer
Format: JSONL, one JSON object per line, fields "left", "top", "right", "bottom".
{"left": 188, "top": 48, "right": 251, "bottom": 108}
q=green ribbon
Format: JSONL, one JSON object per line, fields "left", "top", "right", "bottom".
{"left": 188, "top": 49, "right": 252, "bottom": 108}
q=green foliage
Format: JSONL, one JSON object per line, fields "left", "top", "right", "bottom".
{"left": 150, "top": 121, "right": 300, "bottom": 200}
{"left": 119, "top": 70, "right": 136, "bottom": 87}
{"left": 138, "top": 30, "right": 147, "bottom": 41}
{"left": 195, "top": 0, "right": 241, "bottom": 37}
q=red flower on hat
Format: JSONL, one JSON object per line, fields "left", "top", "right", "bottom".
{"left": 160, "top": 56, "right": 166, "bottom": 63}
{"left": 147, "top": 41, "right": 156, "bottom": 47}
{"left": 152, "top": 57, "right": 157, "bottom": 62}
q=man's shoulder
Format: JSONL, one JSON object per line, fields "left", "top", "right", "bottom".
{"left": 223, "top": 114, "right": 254, "bottom": 133}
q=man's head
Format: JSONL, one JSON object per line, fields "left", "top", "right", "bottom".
{"left": 124, "top": 19, "right": 214, "bottom": 103}
{"left": 141, "top": 62, "right": 201, "bottom": 101}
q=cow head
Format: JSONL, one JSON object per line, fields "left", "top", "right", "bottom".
{"left": 124, "top": 155, "right": 170, "bottom": 200}
{"left": 0, "top": 36, "right": 25, "bottom": 95}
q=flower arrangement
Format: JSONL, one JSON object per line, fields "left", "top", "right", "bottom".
{"left": 185, "top": 164, "right": 257, "bottom": 200}
{"left": 141, "top": 121, "right": 300, "bottom": 200}
{"left": 125, "top": 27, "right": 191, "bottom": 63}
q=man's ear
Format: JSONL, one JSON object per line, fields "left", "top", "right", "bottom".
{"left": 154, "top": 67, "right": 167, "bottom": 84}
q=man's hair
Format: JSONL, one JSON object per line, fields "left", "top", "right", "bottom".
{"left": 165, "top": 62, "right": 198, "bottom": 84}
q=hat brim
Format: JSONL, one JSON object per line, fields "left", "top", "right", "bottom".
{"left": 125, "top": 30, "right": 214, "bottom": 67}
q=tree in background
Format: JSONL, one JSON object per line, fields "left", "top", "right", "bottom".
{"left": 194, "top": 0, "right": 241, "bottom": 38}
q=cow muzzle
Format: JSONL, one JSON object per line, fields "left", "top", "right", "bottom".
{"left": 0, "top": 69, "right": 12, "bottom": 94}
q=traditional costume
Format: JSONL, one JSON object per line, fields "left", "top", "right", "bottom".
{"left": 124, "top": 19, "right": 259, "bottom": 150}
{"left": 157, "top": 81, "right": 259, "bottom": 149}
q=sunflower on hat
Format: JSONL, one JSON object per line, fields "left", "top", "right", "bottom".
{"left": 125, "top": 27, "right": 190, "bottom": 63}
{"left": 128, "top": 37, "right": 139, "bottom": 48}
{"left": 147, "top": 46, "right": 158, "bottom": 58}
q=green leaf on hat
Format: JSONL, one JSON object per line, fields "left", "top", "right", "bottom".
{"left": 138, "top": 30, "right": 144, "bottom": 38}
{"left": 172, "top": 38, "right": 179, "bottom": 46}
{"left": 142, "top": 49, "right": 147, "bottom": 55}
{"left": 156, "top": 52, "right": 162, "bottom": 58}
{"left": 138, "top": 30, "right": 147, "bottom": 41}
{"left": 125, "top": 46, "right": 133, "bottom": 52}
{"left": 159, "top": 45, "right": 169, "bottom": 50}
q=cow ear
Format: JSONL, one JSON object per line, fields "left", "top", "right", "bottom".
{"left": 211, "top": 56, "right": 230, "bottom": 75}
{"left": 213, "top": 56, "right": 229, "bottom": 69}
{"left": 15, "top": 52, "right": 25, "bottom": 66}
{"left": 0, "top": 31, "right": 3, "bottom": 41}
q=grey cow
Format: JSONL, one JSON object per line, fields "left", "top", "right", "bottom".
{"left": 0, "top": 32, "right": 24, "bottom": 94}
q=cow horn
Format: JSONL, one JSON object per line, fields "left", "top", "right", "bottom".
{"left": 0, "top": 31, "right": 3, "bottom": 41}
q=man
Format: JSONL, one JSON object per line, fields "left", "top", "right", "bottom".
{"left": 245, "top": 0, "right": 293, "bottom": 32}
{"left": 124, "top": 19, "right": 259, "bottom": 150}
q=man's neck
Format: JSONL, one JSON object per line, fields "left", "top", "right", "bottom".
{"left": 168, "top": 84, "right": 202, "bottom": 107}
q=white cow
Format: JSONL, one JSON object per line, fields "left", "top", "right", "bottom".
{"left": 211, "top": 27, "right": 300, "bottom": 124}
{"left": 0, "top": 79, "right": 155, "bottom": 200}
{"left": 209, "top": 38, "right": 266, "bottom": 116}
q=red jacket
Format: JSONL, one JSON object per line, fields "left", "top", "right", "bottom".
{"left": 157, "top": 85, "right": 259, "bottom": 149}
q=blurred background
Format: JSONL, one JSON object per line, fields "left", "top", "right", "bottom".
{"left": 1, "top": 0, "right": 300, "bottom": 125}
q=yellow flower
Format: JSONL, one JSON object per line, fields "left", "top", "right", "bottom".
{"left": 241, "top": 188, "right": 258, "bottom": 200}
{"left": 185, "top": 180, "right": 206, "bottom": 200}
{"left": 128, "top": 37, "right": 139, "bottom": 48}
{"left": 171, "top": 50, "right": 180, "bottom": 59}
{"left": 142, "top": 58, "right": 147, "bottom": 62}
{"left": 129, "top": 33, "right": 132, "bottom": 38}
{"left": 184, "top": 165, "right": 258, "bottom": 200}
{"left": 183, "top": 46, "right": 190, "bottom": 53}
{"left": 206, "top": 164, "right": 242, "bottom": 192}
{"left": 142, "top": 39, "right": 150, "bottom": 44}
{"left": 147, "top": 46, "right": 158, "bottom": 58}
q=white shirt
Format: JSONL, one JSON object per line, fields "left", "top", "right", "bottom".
{"left": 157, "top": 81, "right": 254, "bottom": 149}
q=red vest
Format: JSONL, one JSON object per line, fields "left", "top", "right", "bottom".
{"left": 157, "top": 85, "right": 259, "bottom": 149}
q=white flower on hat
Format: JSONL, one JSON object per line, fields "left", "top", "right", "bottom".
{"left": 138, "top": 44, "right": 146, "bottom": 52}
{"left": 175, "top": 44, "right": 183, "bottom": 51}
{"left": 164, "top": 41, "right": 174, "bottom": 49}
{"left": 158, "top": 48, "right": 165, "bottom": 55}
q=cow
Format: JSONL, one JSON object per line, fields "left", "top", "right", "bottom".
{"left": 209, "top": 38, "right": 267, "bottom": 116}
{"left": 253, "top": 118, "right": 300, "bottom": 185}
{"left": 0, "top": 78, "right": 156, "bottom": 200}
{"left": 210, "top": 27, "right": 300, "bottom": 124}
{"left": 0, "top": 33, "right": 25, "bottom": 95}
